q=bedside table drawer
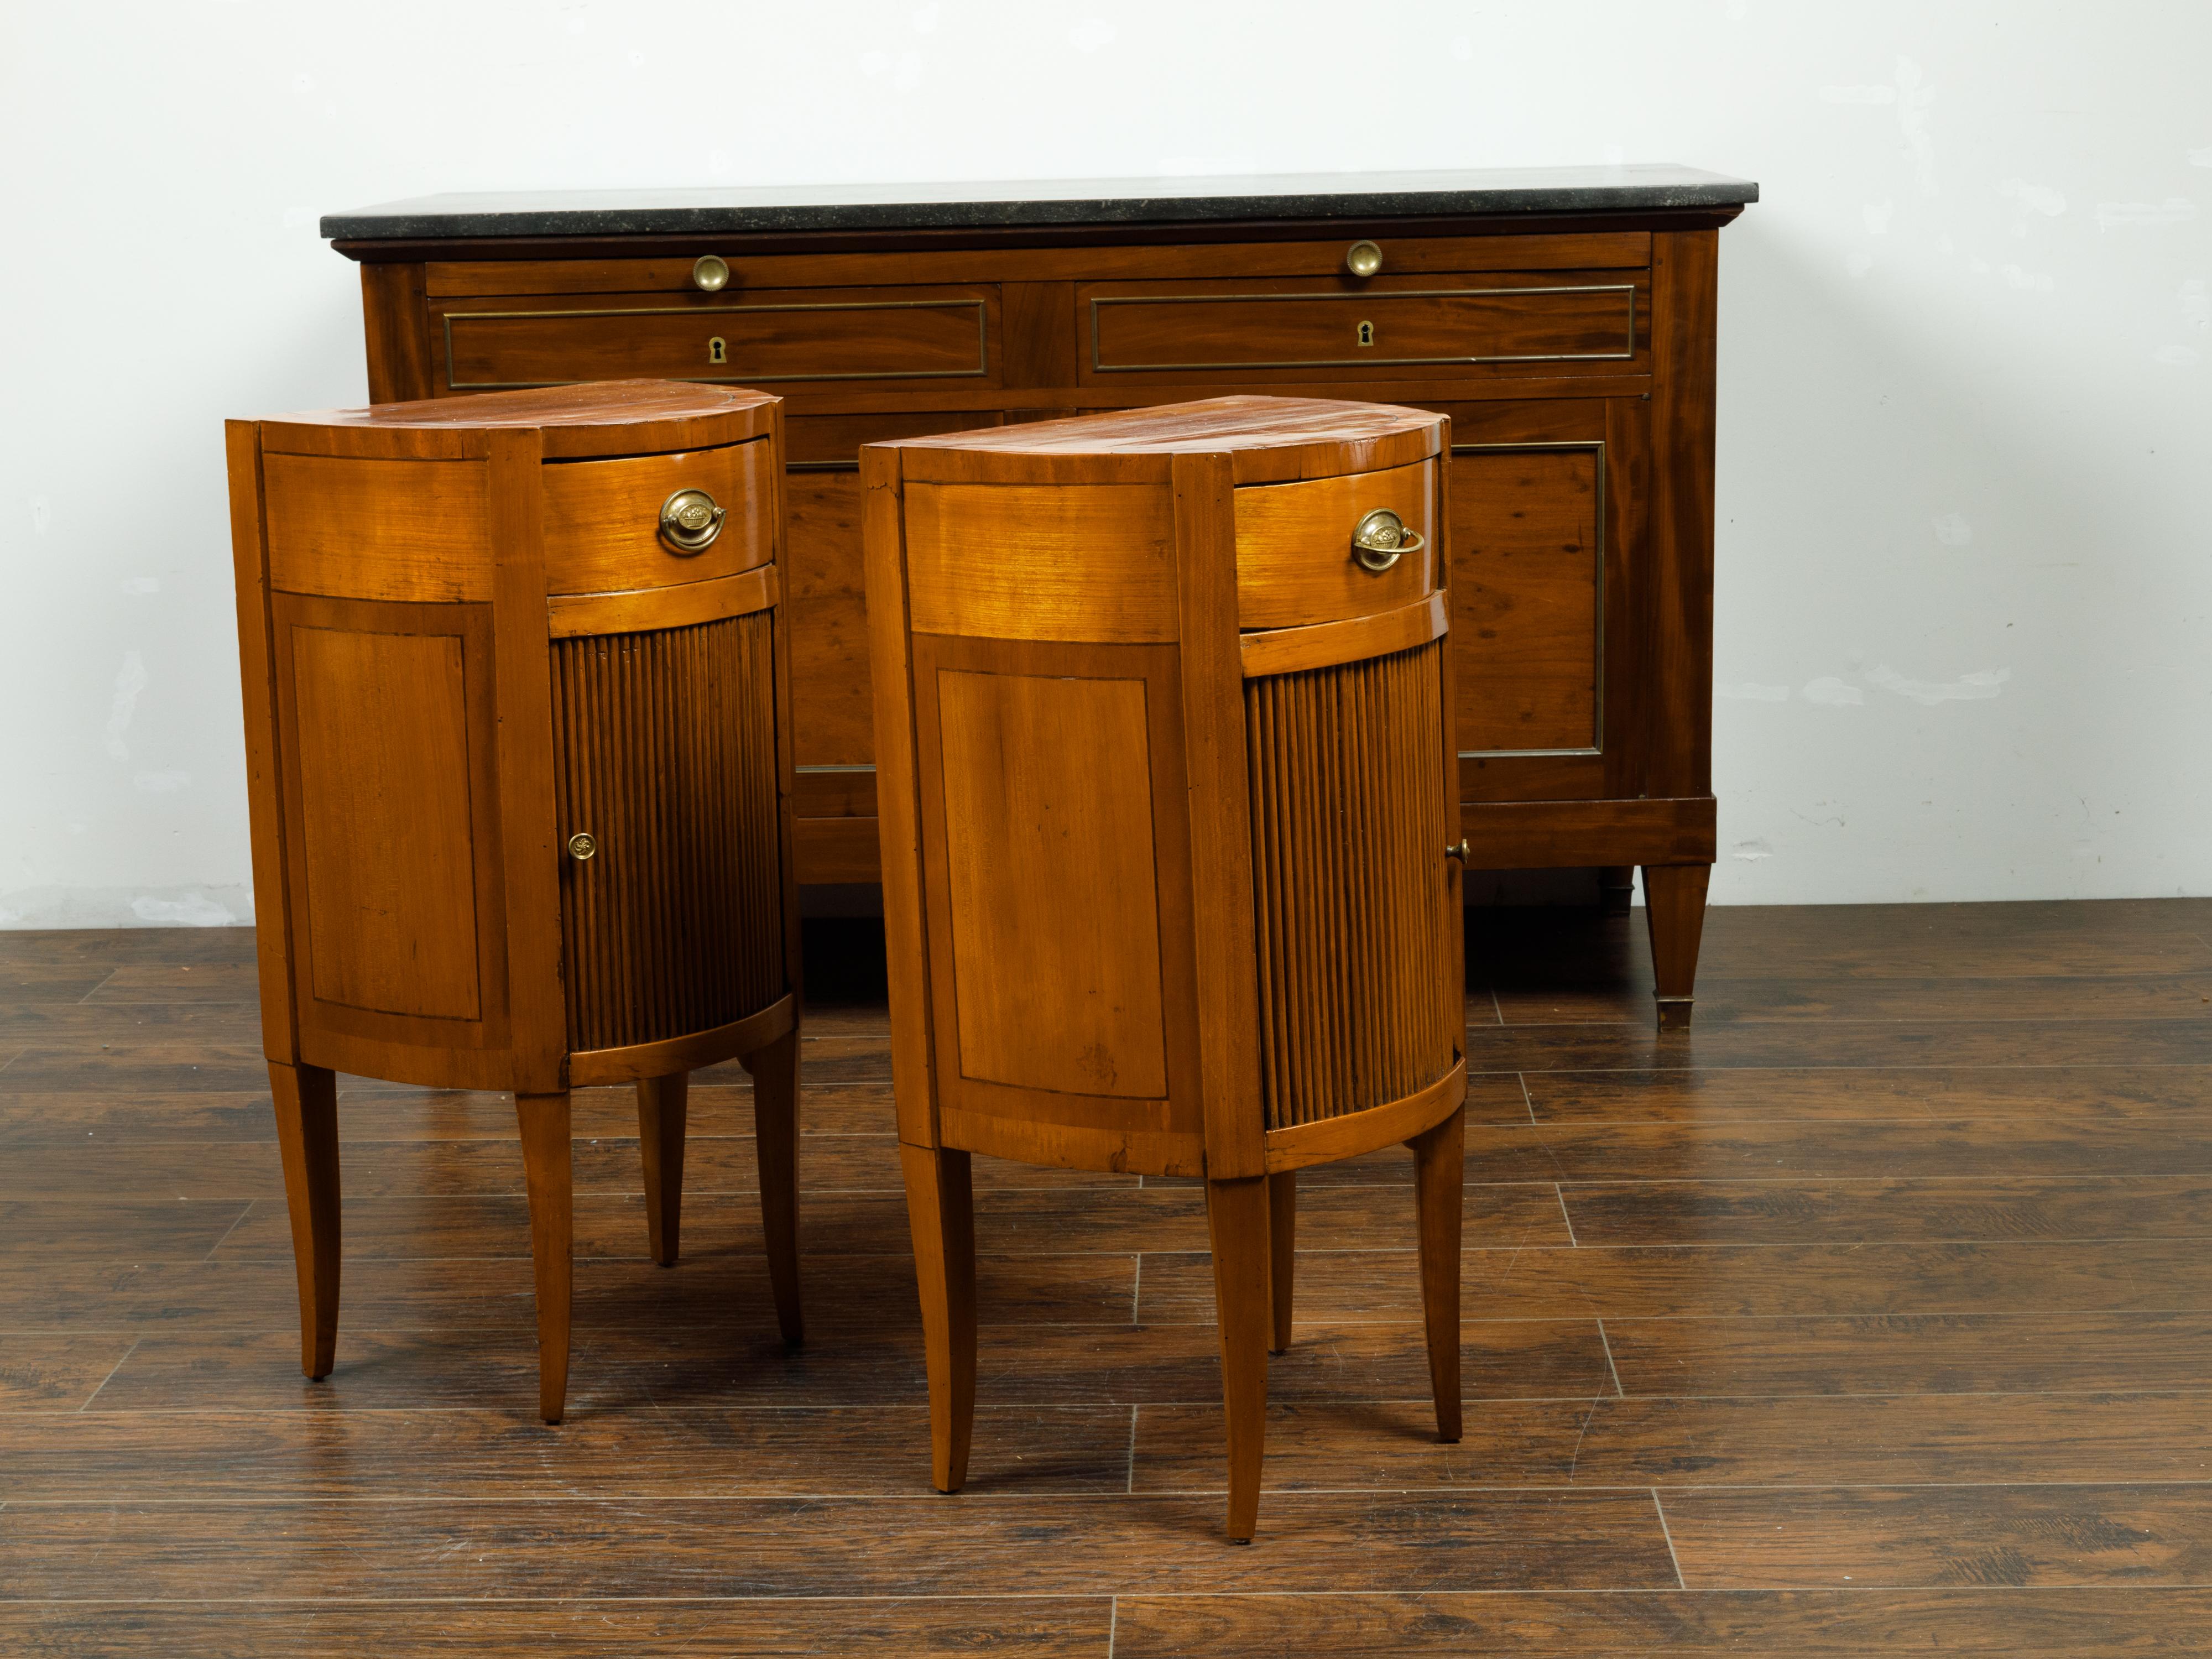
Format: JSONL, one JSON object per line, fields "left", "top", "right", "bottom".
{"left": 542, "top": 437, "right": 773, "bottom": 596}
{"left": 1086, "top": 277, "right": 1643, "bottom": 378}
{"left": 439, "top": 288, "right": 995, "bottom": 392}
{"left": 1234, "top": 458, "right": 1436, "bottom": 630}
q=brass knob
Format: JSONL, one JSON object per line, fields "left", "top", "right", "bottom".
{"left": 691, "top": 254, "right": 730, "bottom": 293}
{"left": 1350, "top": 507, "right": 1425, "bottom": 573}
{"left": 658, "top": 488, "right": 726, "bottom": 554}
{"left": 1345, "top": 239, "right": 1383, "bottom": 278}
{"left": 1444, "top": 838, "right": 1470, "bottom": 864}
{"left": 567, "top": 831, "right": 598, "bottom": 861}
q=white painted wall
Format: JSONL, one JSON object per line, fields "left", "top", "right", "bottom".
{"left": 3, "top": 1, "right": 2205, "bottom": 924}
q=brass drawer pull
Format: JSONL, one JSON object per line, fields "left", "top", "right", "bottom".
{"left": 1444, "top": 838, "right": 1470, "bottom": 864}
{"left": 691, "top": 254, "right": 730, "bottom": 292}
{"left": 1350, "top": 507, "right": 1423, "bottom": 573}
{"left": 658, "top": 488, "right": 726, "bottom": 554}
{"left": 567, "top": 831, "right": 599, "bottom": 861}
{"left": 1345, "top": 239, "right": 1383, "bottom": 278}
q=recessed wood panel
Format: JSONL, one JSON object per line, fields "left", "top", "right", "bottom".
{"left": 264, "top": 455, "right": 490, "bottom": 603}
{"left": 439, "top": 289, "right": 994, "bottom": 391}
{"left": 285, "top": 623, "right": 482, "bottom": 1021}
{"left": 784, "top": 470, "right": 874, "bottom": 769}
{"left": 1087, "top": 275, "right": 1643, "bottom": 378}
{"left": 904, "top": 483, "right": 1176, "bottom": 643}
{"left": 1451, "top": 445, "right": 1603, "bottom": 753}
{"left": 539, "top": 439, "right": 771, "bottom": 595}
{"left": 1234, "top": 460, "right": 1435, "bottom": 630}
{"left": 935, "top": 669, "right": 1168, "bottom": 1099}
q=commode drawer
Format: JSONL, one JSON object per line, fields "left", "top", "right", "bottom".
{"left": 542, "top": 437, "right": 773, "bottom": 596}
{"left": 1234, "top": 458, "right": 1436, "bottom": 630}
{"left": 1084, "top": 276, "right": 1645, "bottom": 379}
{"left": 436, "top": 287, "right": 995, "bottom": 392}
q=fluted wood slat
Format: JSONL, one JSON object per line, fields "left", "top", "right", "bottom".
{"left": 550, "top": 614, "right": 784, "bottom": 1054}
{"left": 1245, "top": 640, "right": 1454, "bottom": 1130}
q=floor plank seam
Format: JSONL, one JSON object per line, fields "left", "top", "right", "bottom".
{"left": 1650, "top": 1488, "right": 1687, "bottom": 1589}
{"left": 1595, "top": 1319, "right": 1624, "bottom": 1396}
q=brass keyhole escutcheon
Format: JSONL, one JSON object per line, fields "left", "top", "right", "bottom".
{"left": 567, "top": 831, "right": 598, "bottom": 862}
{"left": 1357, "top": 320, "right": 1375, "bottom": 347}
{"left": 707, "top": 335, "right": 727, "bottom": 365}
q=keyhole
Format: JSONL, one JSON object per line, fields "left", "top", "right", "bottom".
{"left": 1357, "top": 320, "right": 1375, "bottom": 347}
{"left": 707, "top": 336, "right": 727, "bottom": 365}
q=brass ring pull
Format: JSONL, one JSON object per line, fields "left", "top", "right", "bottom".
{"left": 567, "top": 831, "right": 598, "bottom": 861}
{"left": 1350, "top": 507, "right": 1425, "bottom": 573}
{"left": 658, "top": 488, "right": 726, "bottom": 555}
{"left": 1345, "top": 239, "right": 1383, "bottom": 278}
{"left": 1444, "top": 838, "right": 1470, "bottom": 864}
{"left": 691, "top": 254, "right": 730, "bottom": 293}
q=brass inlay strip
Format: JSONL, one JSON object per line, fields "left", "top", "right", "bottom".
{"left": 442, "top": 298, "right": 991, "bottom": 391}
{"left": 1449, "top": 440, "right": 1606, "bottom": 760}
{"left": 1090, "top": 284, "right": 1639, "bottom": 374}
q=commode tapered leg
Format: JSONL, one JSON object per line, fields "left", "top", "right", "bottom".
{"left": 1408, "top": 1105, "right": 1465, "bottom": 1443}
{"left": 742, "top": 1029, "right": 804, "bottom": 1346}
{"left": 1643, "top": 863, "right": 1712, "bottom": 1031}
{"left": 1267, "top": 1171, "right": 1296, "bottom": 1355}
{"left": 900, "top": 1143, "right": 976, "bottom": 1493}
{"left": 637, "top": 1072, "right": 688, "bottom": 1267}
{"left": 269, "top": 1061, "right": 340, "bottom": 1380}
{"left": 515, "top": 1090, "right": 573, "bottom": 1424}
{"left": 1207, "top": 1175, "right": 1272, "bottom": 1543}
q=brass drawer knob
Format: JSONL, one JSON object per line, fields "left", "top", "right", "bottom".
{"left": 691, "top": 254, "right": 730, "bottom": 293}
{"left": 1444, "top": 838, "right": 1470, "bottom": 864}
{"left": 658, "top": 487, "right": 726, "bottom": 554}
{"left": 567, "top": 831, "right": 598, "bottom": 861}
{"left": 1345, "top": 239, "right": 1383, "bottom": 278}
{"left": 1350, "top": 507, "right": 1425, "bottom": 573}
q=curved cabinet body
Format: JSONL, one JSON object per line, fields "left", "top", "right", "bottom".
{"left": 864, "top": 395, "right": 1468, "bottom": 1539}
{"left": 226, "top": 379, "right": 804, "bottom": 1421}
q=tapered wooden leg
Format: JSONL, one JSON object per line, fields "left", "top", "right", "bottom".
{"left": 1207, "top": 1175, "right": 1271, "bottom": 1543}
{"left": 1408, "top": 1105, "right": 1465, "bottom": 1443}
{"left": 1598, "top": 864, "right": 1635, "bottom": 915}
{"left": 269, "top": 1060, "right": 340, "bottom": 1380}
{"left": 742, "top": 1029, "right": 804, "bottom": 1346}
{"left": 1642, "top": 863, "right": 1713, "bottom": 1031}
{"left": 515, "top": 1090, "right": 573, "bottom": 1424}
{"left": 636, "top": 1072, "right": 688, "bottom": 1267}
{"left": 900, "top": 1143, "right": 975, "bottom": 1493}
{"left": 1267, "top": 1170, "right": 1296, "bottom": 1355}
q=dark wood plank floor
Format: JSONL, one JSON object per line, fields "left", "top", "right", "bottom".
{"left": 5, "top": 900, "right": 2212, "bottom": 1653}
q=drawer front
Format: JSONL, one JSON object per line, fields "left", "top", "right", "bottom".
{"left": 1234, "top": 459, "right": 1436, "bottom": 630}
{"left": 541, "top": 438, "right": 772, "bottom": 596}
{"left": 1085, "top": 276, "right": 1644, "bottom": 379}
{"left": 438, "top": 288, "right": 994, "bottom": 392}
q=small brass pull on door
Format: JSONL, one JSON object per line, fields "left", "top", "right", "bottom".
{"left": 1350, "top": 507, "right": 1425, "bottom": 573}
{"left": 1444, "top": 838, "right": 1470, "bottom": 864}
{"left": 658, "top": 488, "right": 726, "bottom": 554}
{"left": 567, "top": 831, "right": 599, "bottom": 861}
{"left": 1345, "top": 239, "right": 1383, "bottom": 278}
{"left": 691, "top": 254, "right": 730, "bottom": 292}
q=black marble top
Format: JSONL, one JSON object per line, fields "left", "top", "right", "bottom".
{"left": 322, "top": 165, "right": 1757, "bottom": 242}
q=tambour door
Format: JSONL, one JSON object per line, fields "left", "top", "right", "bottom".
{"left": 550, "top": 613, "right": 789, "bottom": 1058}
{"left": 1243, "top": 637, "right": 1462, "bottom": 1130}
{"left": 1443, "top": 398, "right": 1644, "bottom": 807}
